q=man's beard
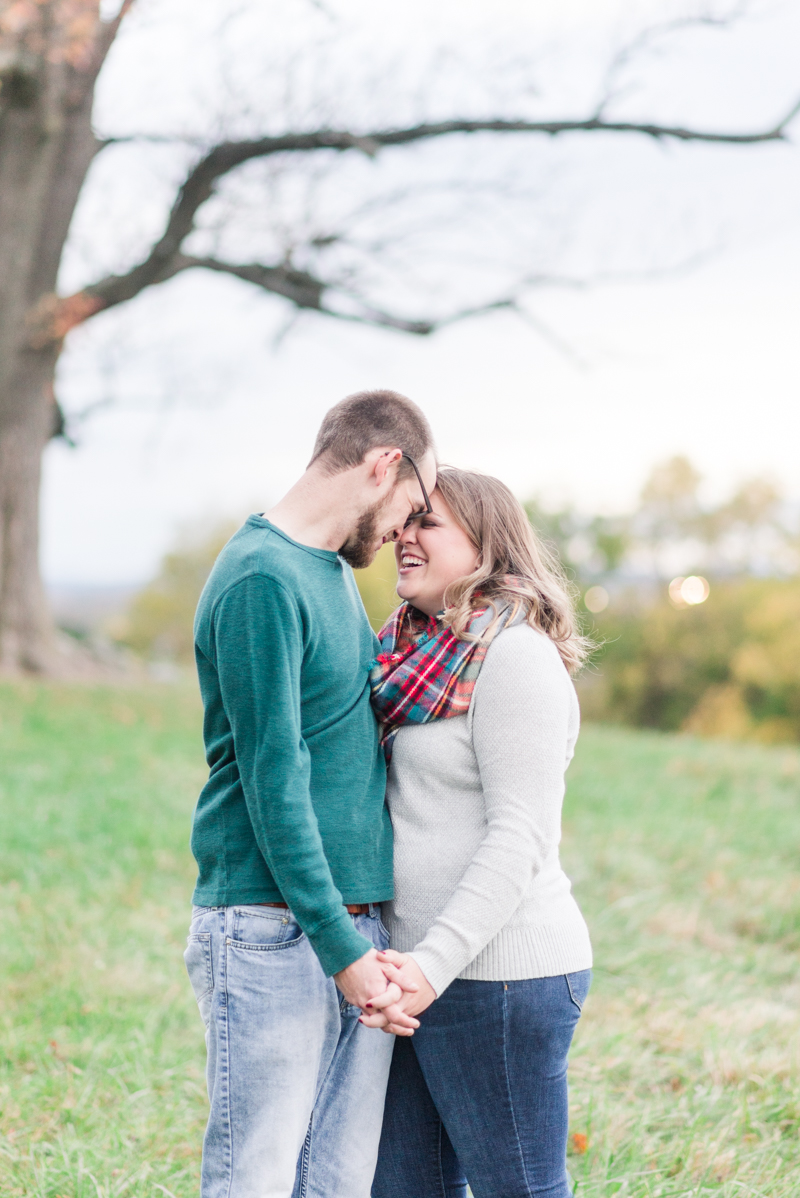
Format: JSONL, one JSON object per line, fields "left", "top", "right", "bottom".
{"left": 339, "top": 497, "right": 391, "bottom": 570}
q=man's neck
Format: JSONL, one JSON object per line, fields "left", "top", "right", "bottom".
{"left": 263, "top": 468, "right": 357, "bottom": 553}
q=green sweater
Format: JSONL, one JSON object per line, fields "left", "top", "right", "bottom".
{"left": 191, "top": 516, "right": 392, "bottom": 976}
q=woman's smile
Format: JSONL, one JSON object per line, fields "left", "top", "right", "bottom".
{"left": 399, "top": 550, "right": 428, "bottom": 574}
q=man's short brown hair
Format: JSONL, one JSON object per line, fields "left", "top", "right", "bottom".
{"left": 309, "top": 389, "right": 434, "bottom": 477}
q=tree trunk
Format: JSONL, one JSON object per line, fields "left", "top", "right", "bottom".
{"left": 0, "top": 353, "right": 58, "bottom": 672}
{"left": 0, "top": 5, "right": 116, "bottom": 673}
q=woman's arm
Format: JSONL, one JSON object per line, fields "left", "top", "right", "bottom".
{"left": 408, "top": 624, "right": 577, "bottom": 996}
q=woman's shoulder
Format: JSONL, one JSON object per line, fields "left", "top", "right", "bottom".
{"left": 485, "top": 620, "right": 566, "bottom": 672}
{"left": 472, "top": 620, "right": 579, "bottom": 730}
{"left": 473, "top": 621, "right": 574, "bottom": 703}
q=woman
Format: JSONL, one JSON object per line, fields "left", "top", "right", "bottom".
{"left": 363, "top": 466, "right": 593, "bottom": 1198}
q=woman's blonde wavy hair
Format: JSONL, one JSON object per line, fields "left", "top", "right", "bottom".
{"left": 435, "top": 466, "right": 591, "bottom": 675}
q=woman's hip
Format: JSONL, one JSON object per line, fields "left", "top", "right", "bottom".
{"left": 377, "top": 972, "right": 591, "bottom": 1198}
{"left": 414, "top": 971, "right": 590, "bottom": 1060}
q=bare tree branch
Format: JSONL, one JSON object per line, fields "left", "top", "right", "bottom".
{"left": 126, "top": 253, "right": 440, "bottom": 334}
{"left": 25, "top": 93, "right": 800, "bottom": 348}
{"left": 100, "top": 100, "right": 800, "bottom": 156}
{"left": 53, "top": 247, "right": 718, "bottom": 347}
{"left": 171, "top": 255, "right": 326, "bottom": 311}
{"left": 595, "top": 6, "right": 750, "bottom": 117}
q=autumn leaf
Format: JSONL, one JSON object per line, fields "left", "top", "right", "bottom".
{"left": 570, "top": 1132, "right": 589, "bottom": 1155}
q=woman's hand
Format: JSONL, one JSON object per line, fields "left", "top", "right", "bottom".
{"left": 359, "top": 950, "right": 437, "bottom": 1036}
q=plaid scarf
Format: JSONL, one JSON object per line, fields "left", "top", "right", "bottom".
{"left": 369, "top": 601, "right": 510, "bottom": 762}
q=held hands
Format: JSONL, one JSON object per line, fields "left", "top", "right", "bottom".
{"left": 359, "top": 950, "right": 437, "bottom": 1037}
{"left": 334, "top": 947, "right": 419, "bottom": 1024}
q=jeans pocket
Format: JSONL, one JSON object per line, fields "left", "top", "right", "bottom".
{"left": 231, "top": 906, "right": 305, "bottom": 950}
{"left": 566, "top": 969, "right": 592, "bottom": 1013}
{"left": 352, "top": 911, "right": 390, "bottom": 952}
{"left": 185, "top": 933, "right": 213, "bottom": 1027}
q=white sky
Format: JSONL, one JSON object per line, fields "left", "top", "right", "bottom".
{"left": 42, "top": 0, "right": 800, "bottom": 585}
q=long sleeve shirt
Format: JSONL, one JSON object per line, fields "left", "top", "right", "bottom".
{"left": 382, "top": 623, "right": 592, "bottom": 997}
{"left": 191, "top": 516, "right": 392, "bottom": 977}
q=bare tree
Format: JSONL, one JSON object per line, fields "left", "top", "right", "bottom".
{"left": 0, "top": 0, "right": 797, "bottom": 672}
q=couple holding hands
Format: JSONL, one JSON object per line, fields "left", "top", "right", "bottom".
{"left": 185, "top": 390, "right": 592, "bottom": 1198}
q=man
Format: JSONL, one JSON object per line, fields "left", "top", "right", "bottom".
{"left": 185, "top": 390, "right": 437, "bottom": 1198}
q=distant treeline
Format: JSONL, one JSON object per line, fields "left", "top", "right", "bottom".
{"left": 579, "top": 579, "right": 800, "bottom": 744}
{"left": 113, "top": 523, "right": 237, "bottom": 665}
{"left": 110, "top": 457, "right": 800, "bottom": 744}
{"left": 525, "top": 458, "right": 800, "bottom": 745}
{"left": 526, "top": 455, "right": 798, "bottom": 585}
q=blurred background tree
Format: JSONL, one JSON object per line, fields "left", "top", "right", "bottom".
{"left": 558, "top": 458, "right": 800, "bottom": 744}
{"left": 522, "top": 458, "right": 799, "bottom": 744}
{"left": 580, "top": 580, "right": 800, "bottom": 744}
{"left": 116, "top": 453, "right": 800, "bottom": 747}
{"left": 113, "top": 522, "right": 236, "bottom": 663}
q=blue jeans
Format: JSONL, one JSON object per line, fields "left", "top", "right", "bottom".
{"left": 373, "top": 971, "right": 591, "bottom": 1198}
{"left": 184, "top": 904, "right": 394, "bottom": 1198}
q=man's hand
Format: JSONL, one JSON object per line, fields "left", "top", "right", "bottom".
{"left": 334, "top": 947, "right": 419, "bottom": 1012}
{"left": 359, "top": 950, "right": 436, "bottom": 1036}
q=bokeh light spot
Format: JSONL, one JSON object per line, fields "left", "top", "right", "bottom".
{"left": 584, "top": 586, "right": 609, "bottom": 613}
{"left": 669, "top": 575, "right": 710, "bottom": 607}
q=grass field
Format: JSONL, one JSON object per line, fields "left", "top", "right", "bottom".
{"left": 565, "top": 728, "right": 800, "bottom": 1196}
{"left": 1, "top": 682, "right": 799, "bottom": 1196}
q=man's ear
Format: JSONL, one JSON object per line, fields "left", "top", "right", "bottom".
{"left": 372, "top": 448, "right": 403, "bottom": 488}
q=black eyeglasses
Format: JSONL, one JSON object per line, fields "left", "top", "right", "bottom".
{"left": 401, "top": 452, "right": 433, "bottom": 527}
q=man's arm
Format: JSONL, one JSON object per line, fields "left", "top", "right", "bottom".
{"left": 214, "top": 573, "right": 371, "bottom": 977}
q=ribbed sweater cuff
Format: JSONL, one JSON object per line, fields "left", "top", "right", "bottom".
{"left": 310, "top": 911, "right": 374, "bottom": 977}
{"left": 409, "top": 917, "right": 593, "bottom": 997}
{"left": 407, "top": 949, "right": 455, "bottom": 999}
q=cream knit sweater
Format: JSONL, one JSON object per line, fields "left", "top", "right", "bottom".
{"left": 382, "top": 622, "right": 592, "bottom": 997}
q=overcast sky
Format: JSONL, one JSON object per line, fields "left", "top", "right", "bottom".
{"left": 42, "top": 0, "right": 800, "bottom": 585}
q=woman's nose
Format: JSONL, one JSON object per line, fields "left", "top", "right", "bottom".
{"left": 397, "top": 522, "right": 418, "bottom": 546}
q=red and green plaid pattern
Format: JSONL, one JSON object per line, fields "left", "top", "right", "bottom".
{"left": 369, "top": 603, "right": 491, "bottom": 761}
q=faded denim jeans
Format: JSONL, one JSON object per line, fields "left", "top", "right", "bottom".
{"left": 184, "top": 903, "right": 394, "bottom": 1198}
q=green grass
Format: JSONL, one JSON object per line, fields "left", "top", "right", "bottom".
{"left": 564, "top": 728, "right": 800, "bottom": 1196}
{"left": 0, "top": 682, "right": 207, "bottom": 1198}
{"left": 0, "top": 684, "right": 799, "bottom": 1196}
